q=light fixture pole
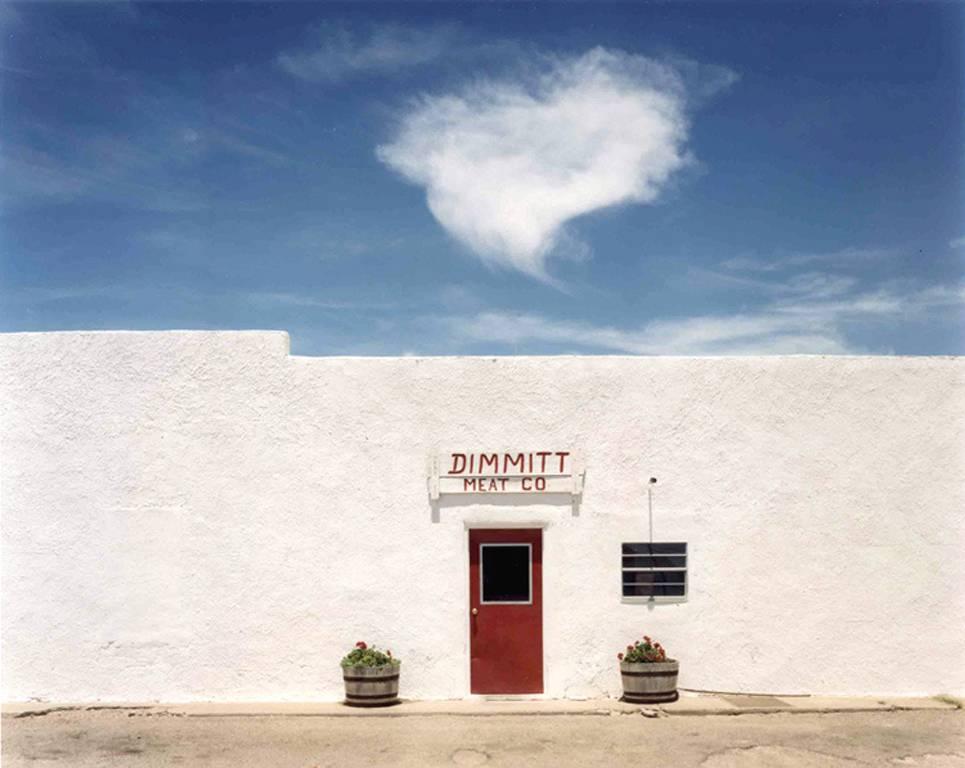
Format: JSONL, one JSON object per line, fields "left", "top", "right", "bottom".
{"left": 647, "top": 477, "right": 657, "bottom": 547}
{"left": 647, "top": 477, "right": 657, "bottom": 604}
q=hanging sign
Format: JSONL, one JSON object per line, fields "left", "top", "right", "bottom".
{"left": 428, "top": 451, "right": 584, "bottom": 500}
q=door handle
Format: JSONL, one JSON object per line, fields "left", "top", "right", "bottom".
{"left": 471, "top": 608, "right": 478, "bottom": 615}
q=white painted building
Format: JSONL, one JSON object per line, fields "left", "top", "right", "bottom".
{"left": 1, "top": 331, "right": 963, "bottom": 703}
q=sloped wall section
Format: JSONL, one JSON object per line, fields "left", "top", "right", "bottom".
{"left": 1, "top": 331, "right": 963, "bottom": 702}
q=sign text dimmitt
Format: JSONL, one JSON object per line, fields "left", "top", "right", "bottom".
{"left": 428, "top": 451, "right": 584, "bottom": 499}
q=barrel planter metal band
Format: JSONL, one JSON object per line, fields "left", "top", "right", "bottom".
{"left": 620, "top": 660, "right": 679, "bottom": 704}
{"left": 342, "top": 663, "right": 401, "bottom": 707}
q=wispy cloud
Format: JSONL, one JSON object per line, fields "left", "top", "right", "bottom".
{"left": 0, "top": 2, "right": 20, "bottom": 31}
{"left": 721, "top": 246, "right": 895, "bottom": 273}
{"left": 378, "top": 48, "right": 728, "bottom": 282}
{"left": 1, "top": 136, "right": 207, "bottom": 212}
{"left": 3, "top": 89, "right": 292, "bottom": 212}
{"left": 2, "top": 10, "right": 295, "bottom": 211}
{"left": 950, "top": 236, "right": 965, "bottom": 249}
{"left": 185, "top": 126, "right": 291, "bottom": 167}
{"left": 688, "top": 267, "right": 859, "bottom": 300}
{"left": 907, "top": 283, "right": 965, "bottom": 307}
{"left": 779, "top": 272, "right": 858, "bottom": 299}
{"left": 449, "top": 309, "right": 853, "bottom": 355}
{"left": 244, "top": 292, "right": 397, "bottom": 311}
{"left": 278, "top": 22, "right": 459, "bottom": 83}
{"left": 4, "top": 284, "right": 120, "bottom": 304}
{"left": 445, "top": 280, "right": 964, "bottom": 355}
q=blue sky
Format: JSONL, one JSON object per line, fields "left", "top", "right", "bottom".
{"left": 2, "top": 2, "right": 962, "bottom": 355}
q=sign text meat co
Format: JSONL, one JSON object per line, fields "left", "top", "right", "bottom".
{"left": 428, "top": 451, "right": 584, "bottom": 500}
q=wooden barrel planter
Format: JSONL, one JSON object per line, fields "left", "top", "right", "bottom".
{"left": 620, "top": 659, "right": 679, "bottom": 704}
{"left": 342, "top": 663, "right": 401, "bottom": 707}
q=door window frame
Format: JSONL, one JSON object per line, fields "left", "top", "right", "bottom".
{"left": 479, "top": 542, "right": 533, "bottom": 605}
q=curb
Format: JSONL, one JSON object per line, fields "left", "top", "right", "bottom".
{"left": 4, "top": 697, "right": 961, "bottom": 720}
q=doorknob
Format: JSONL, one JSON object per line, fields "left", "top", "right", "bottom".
{"left": 471, "top": 608, "right": 478, "bottom": 615}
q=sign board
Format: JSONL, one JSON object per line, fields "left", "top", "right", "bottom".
{"left": 428, "top": 451, "right": 584, "bottom": 500}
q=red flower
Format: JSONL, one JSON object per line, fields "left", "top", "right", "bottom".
{"left": 627, "top": 645, "right": 633, "bottom": 651}
{"left": 644, "top": 636, "right": 651, "bottom": 642}
{"left": 617, "top": 653, "right": 624, "bottom": 660}
{"left": 355, "top": 641, "right": 367, "bottom": 650}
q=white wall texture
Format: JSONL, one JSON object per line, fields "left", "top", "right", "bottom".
{"left": 1, "top": 331, "right": 963, "bottom": 703}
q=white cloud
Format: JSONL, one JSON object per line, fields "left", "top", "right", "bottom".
{"left": 277, "top": 23, "right": 457, "bottom": 82}
{"left": 950, "top": 236, "right": 965, "bottom": 249}
{"left": 377, "top": 48, "right": 703, "bottom": 280}
{"left": 446, "top": 281, "right": 965, "bottom": 356}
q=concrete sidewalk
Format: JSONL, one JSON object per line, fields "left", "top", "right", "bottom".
{"left": 4, "top": 705, "right": 963, "bottom": 768}
{"left": 5, "top": 693, "right": 961, "bottom": 719}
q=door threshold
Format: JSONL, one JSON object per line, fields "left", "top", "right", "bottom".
{"left": 470, "top": 694, "right": 550, "bottom": 702}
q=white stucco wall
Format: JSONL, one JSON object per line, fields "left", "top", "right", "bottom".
{"left": 1, "top": 331, "right": 963, "bottom": 703}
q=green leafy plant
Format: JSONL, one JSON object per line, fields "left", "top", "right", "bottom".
{"left": 618, "top": 635, "right": 670, "bottom": 663}
{"left": 341, "top": 641, "right": 399, "bottom": 668}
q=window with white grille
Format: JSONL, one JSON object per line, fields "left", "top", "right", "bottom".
{"left": 622, "top": 542, "right": 687, "bottom": 601}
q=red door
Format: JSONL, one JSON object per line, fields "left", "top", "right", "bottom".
{"left": 469, "top": 528, "right": 543, "bottom": 694}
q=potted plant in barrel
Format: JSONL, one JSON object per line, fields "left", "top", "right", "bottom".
{"left": 617, "top": 635, "right": 679, "bottom": 703}
{"left": 341, "top": 641, "right": 401, "bottom": 707}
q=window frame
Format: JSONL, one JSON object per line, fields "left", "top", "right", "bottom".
{"left": 620, "top": 542, "right": 688, "bottom": 604}
{"left": 479, "top": 542, "right": 534, "bottom": 605}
